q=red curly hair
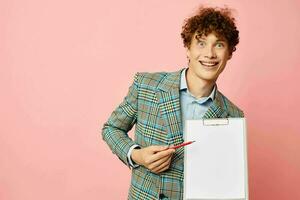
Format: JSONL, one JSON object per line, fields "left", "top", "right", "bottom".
{"left": 181, "top": 6, "right": 239, "bottom": 55}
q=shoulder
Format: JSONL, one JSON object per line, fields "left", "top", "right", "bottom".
{"left": 217, "top": 91, "right": 245, "bottom": 117}
{"left": 134, "top": 70, "right": 180, "bottom": 90}
{"left": 136, "top": 71, "right": 168, "bottom": 84}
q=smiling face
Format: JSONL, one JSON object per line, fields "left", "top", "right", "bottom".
{"left": 187, "top": 32, "right": 232, "bottom": 84}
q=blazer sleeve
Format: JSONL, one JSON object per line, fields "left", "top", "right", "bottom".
{"left": 101, "top": 73, "right": 140, "bottom": 167}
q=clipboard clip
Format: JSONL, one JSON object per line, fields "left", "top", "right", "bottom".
{"left": 203, "top": 118, "right": 229, "bottom": 126}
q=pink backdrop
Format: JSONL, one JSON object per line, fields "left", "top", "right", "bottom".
{"left": 1, "top": 0, "right": 300, "bottom": 199}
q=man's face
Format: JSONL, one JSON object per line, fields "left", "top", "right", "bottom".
{"left": 187, "top": 32, "right": 231, "bottom": 83}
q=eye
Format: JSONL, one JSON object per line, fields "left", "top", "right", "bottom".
{"left": 216, "top": 42, "right": 225, "bottom": 48}
{"left": 197, "top": 41, "right": 206, "bottom": 47}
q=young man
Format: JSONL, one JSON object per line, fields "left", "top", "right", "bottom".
{"left": 102, "top": 6, "right": 244, "bottom": 200}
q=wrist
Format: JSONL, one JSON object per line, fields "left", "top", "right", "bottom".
{"left": 131, "top": 148, "right": 141, "bottom": 165}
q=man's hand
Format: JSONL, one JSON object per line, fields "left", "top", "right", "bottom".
{"left": 131, "top": 145, "right": 175, "bottom": 174}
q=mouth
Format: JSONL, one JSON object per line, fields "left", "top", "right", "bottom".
{"left": 199, "top": 61, "right": 219, "bottom": 68}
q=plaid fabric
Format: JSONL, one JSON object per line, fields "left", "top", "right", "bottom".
{"left": 102, "top": 68, "right": 244, "bottom": 200}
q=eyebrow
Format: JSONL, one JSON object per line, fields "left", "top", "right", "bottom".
{"left": 195, "top": 34, "right": 226, "bottom": 42}
{"left": 195, "top": 37, "right": 226, "bottom": 43}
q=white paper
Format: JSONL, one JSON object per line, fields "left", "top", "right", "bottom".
{"left": 184, "top": 118, "right": 248, "bottom": 200}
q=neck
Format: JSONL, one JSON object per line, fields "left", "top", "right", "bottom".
{"left": 186, "top": 69, "right": 216, "bottom": 99}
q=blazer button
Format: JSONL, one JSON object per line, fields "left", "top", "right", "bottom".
{"left": 159, "top": 193, "right": 168, "bottom": 199}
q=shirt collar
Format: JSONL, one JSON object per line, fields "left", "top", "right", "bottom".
{"left": 180, "top": 68, "right": 188, "bottom": 90}
{"left": 180, "top": 68, "right": 216, "bottom": 101}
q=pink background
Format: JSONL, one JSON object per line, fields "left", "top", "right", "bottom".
{"left": 1, "top": 0, "right": 300, "bottom": 199}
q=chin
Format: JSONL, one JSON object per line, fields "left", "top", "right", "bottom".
{"left": 194, "top": 74, "right": 218, "bottom": 82}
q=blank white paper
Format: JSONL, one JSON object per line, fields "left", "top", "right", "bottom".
{"left": 184, "top": 118, "right": 248, "bottom": 200}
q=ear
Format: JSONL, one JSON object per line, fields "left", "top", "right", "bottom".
{"left": 227, "top": 47, "right": 234, "bottom": 60}
{"left": 228, "top": 53, "right": 232, "bottom": 60}
{"left": 186, "top": 48, "right": 191, "bottom": 59}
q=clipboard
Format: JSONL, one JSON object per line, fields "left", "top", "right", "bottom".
{"left": 184, "top": 118, "right": 248, "bottom": 200}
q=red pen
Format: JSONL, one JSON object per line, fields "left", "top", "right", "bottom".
{"left": 169, "top": 141, "right": 195, "bottom": 149}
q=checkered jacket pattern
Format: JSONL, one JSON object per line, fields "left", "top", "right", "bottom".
{"left": 102, "top": 68, "right": 244, "bottom": 200}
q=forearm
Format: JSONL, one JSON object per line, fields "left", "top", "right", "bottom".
{"left": 101, "top": 73, "right": 140, "bottom": 166}
{"left": 102, "top": 123, "right": 136, "bottom": 166}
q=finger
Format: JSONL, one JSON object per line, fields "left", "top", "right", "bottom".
{"left": 154, "top": 157, "right": 171, "bottom": 173}
{"left": 152, "top": 155, "right": 172, "bottom": 173}
{"left": 148, "top": 153, "right": 171, "bottom": 170}
{"left": 149, "top": 145, "right": 169, "bottom": 153}
{"left": 154, "top": 157, "right": 172, "bottom": 173}
{"left": 148, "top": 148, "right": 175, "bottom": 163}
{"left": 156, "top": 164, "right": 170, "bottom": 173}
{"left": 143, "top": 149, "right": 171, "bottom": 167}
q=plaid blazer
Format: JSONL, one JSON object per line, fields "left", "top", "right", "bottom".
{"left": 102, "top": 68, "right": 244, "bottom": 200}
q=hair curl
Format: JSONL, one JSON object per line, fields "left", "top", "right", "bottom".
{"left": 181, "top": 6, "right": 239, "bottom": 55}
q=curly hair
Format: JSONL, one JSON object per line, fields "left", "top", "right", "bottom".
{"left": 181, "top": 6, "right": 239, "bottom": 55}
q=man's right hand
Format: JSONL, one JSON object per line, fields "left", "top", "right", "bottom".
{"left": 131, "top": 145, "right": 175, "bottom": 174}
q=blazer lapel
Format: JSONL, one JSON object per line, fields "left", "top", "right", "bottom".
{"left": 155, "top": 70, "right": 229, "bottom": 146}
{"left": 156, "top": 69, "right": 184, "bottom": 146}
{"left": 203, "top": 89, "right": 229, "bottom": 119}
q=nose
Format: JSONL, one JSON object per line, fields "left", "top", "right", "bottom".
{"left": 204, "top": 46, "right": 216, "bottom": 59}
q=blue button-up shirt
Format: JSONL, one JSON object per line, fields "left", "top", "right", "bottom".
{"left": 180, "top": 68, "right": 215, "bottom": 122}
